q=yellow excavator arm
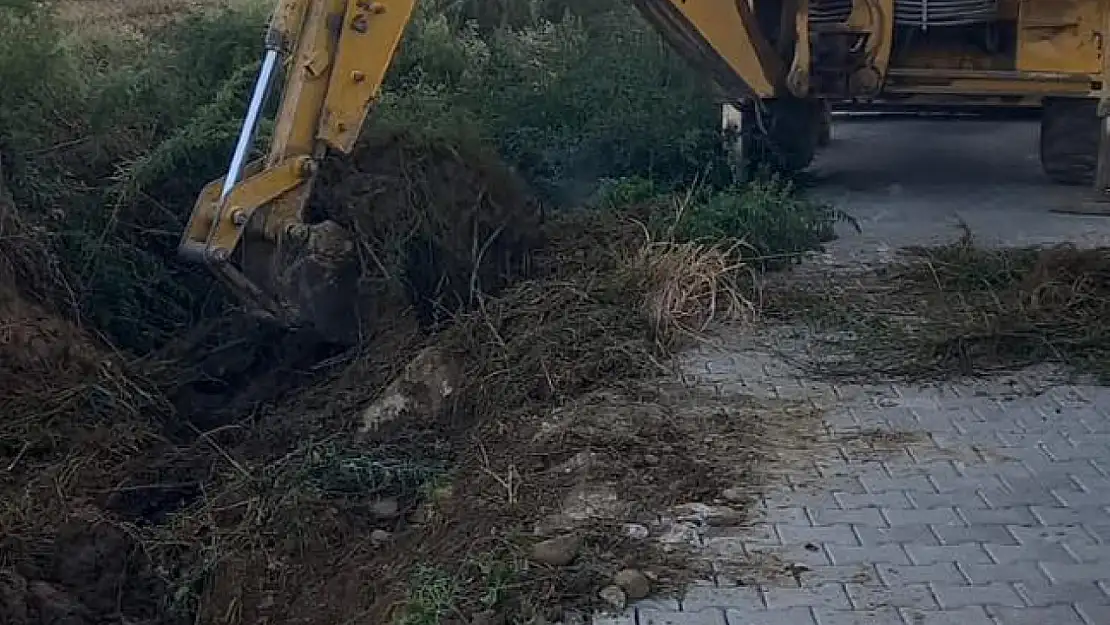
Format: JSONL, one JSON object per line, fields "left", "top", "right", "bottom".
{"left": 179, "top": 0, "right": 418, "bottom": 328}
{"left": 178, "top": 0, "right": 793, "bottom": 342}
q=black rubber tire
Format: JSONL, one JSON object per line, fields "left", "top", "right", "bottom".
{"left": 1040, "top": 97, "right": 1099, "bottom": 187}
{"left": 742, "top": 97, "right": 825, "bottom": 175}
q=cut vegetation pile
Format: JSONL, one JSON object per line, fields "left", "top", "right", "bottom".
{"left": 771, "top": 231, "right": 1110, "bottom": 382}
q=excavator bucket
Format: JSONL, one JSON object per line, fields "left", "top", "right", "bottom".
{"left": 178, "top": 0, "right": 418, "bottom": 344}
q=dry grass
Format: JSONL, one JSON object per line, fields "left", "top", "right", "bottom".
{"left": 767, "top": 230, "right": 1110, "bottom": 382}
{"left": 633, "top": 239, "right": 757, "bottom": 351}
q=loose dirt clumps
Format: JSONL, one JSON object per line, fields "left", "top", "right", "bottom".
{"left": 0, "top": 238, "right": 174, "bottom": 624}
{"left": 0, "top": 132, "right": 781, "bottom": 625}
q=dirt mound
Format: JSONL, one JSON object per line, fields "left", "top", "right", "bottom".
{"left": 0, "top": 284, "right": 173, "bottom": 625}
{"left": 0, "top": 132, "right": 769, "bottom": 625}
{"left": 310, "top": 129, "right": 545, "bottom": 328}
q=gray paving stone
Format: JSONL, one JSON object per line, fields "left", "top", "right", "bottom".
{"left": 1040, "top": 562, "right": 1110, "bottom": 584}
{"left": 834, "top": 492, "right": 914, "bottom": 510}
{"left": 1070, "top": 474, "right": 1110, "bottom": 498}
{"left": 681, "top": 586, "right": 763, "bottom": 612}
{"left": 1075, "top": 602, "right": 1110, "bottom": 625}
{"left": 776, "top": 524, "right": 859, "bottom": 547}
{"left": 928, "top": 475, "right": 1007, "bottom": 494}
{"left": 875, "top": 563, "right": 967, "bottom": 587}
{"left": 956, "top": 562, "right": 1051, "bottom": 585}
{"left": 860, "top": 475, "right": 936, "bottom": 494}
{"left": 882, "top": 507, "right": 963, "bottom": 528}
{"left": 808, "top": 507, "right": 887, "bottom": 528}
{"left": 1014, "top": 580, "right": 1110, "bottom": 607}
{"left": 903, "top": 543, "right": 992, "bottom": 566}
{"left": 845, "top": 583, "right": 938, "bottom": 611}
{"left": 985, "top": 605, "right": 1087, "bottom": 625}
{"left": 983, "top": 540, "right": 1078, "bottom": 564}
{"left": 1007, "top": 525, "right": 1096, "bottom": 545}
{"left": 881, "top": 461, "right": 960, "bottom": 481}
{"left": 794, "top": 565, "right": 880, "bottom": 587}
{"left": 592, "top": 613, "right": 637, "bottom": 625}
{"left": 905, "top": 490, "right": 989, "bottom": 511}
{"left": 812, "top": 607, "right": 904, "bottom": 625}
{"left": 930, "top": 524, "right": 1016, "bottom": 546}
{"left": 645, "top": 242, "right": 1110, "bottom": 625}
{"left": 931, "top": 582, "right": 1024, "bottom": 608}
{"left": 724, "top": 607, "right": 817, "bottom": 625}
{"left": 640, "top": 609, "right": 727, "bottom": 625}
{"left": 1086, "top": 524, "right": 1110, "bottom": 543}
{"left": 1045, "top": 488, "right": 1102, "bottom": 508}
{"left": 853, "top": 525, "right": 938, "bottom": 547}
{"left": 757, "top": 505, "right": 811, "bottom": 526}
{"left": 1032, "top": 506, "right": 1110, "bottom": 526}
{"left": 1067, "top": 543, "right": 1110, "bottom": 563}
{"left": 897, "top": 606, "right": 996, "bottom": 625}
{"left": 957, "top": 506, "right": 1039, "bottom": 526}
{"left": 826, "top": 543, "right": 910, "bottom": 566}
{"left": 762, "top": 584, "right": 851, "bottom": 611}
{"left": 636, "top": 597, "right": 683, "bottom": 612}
{"left": 979, "top": 487, "right": 1065, "bottom": 508}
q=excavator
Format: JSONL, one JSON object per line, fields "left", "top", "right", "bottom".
{"left": 179, "top": 0, "right": 1110, "bottom": 343}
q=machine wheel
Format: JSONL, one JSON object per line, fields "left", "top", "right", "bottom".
{"left": 743, "top": 97, "right": 826, "bottom": 175}
{"left": 816, "top": 100, "right": 833, "bottom": 148}
{"left": 1040, "top": 97, "right": 1099, "bottom": 186}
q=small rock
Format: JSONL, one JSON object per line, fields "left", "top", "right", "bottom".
{"left": 623, "top": 523, "right": 649, "bottom": 540}
{"left": 370, "top": 498, "right": 399, "bottom": 517}
{"left": 598, "top": 585, "right": 627, "bottom": 611}
{"left": 370, "top": 529, "right": 392, "bottom": 544}
{"left": 360, "top": 346, "right": 461, "bottom": 432}
{"left": 642, "top": 454, "right": 660, "bottom": 465}
{"left": 722, "top": 487, "right": 747, "bottom": 503}
{"left": 531, "top": 534, "right": 581, "bottom": 566}
{"left": 409, "top": 504, "right": 431, "bottom": 524}
{"left": 613, "top": 569, "right": 651, "bottom": 600}
{"left": 470, "top": 610, "right": 506, "bottom": 625}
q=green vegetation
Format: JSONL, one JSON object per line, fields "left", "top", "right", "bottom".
{"left": 596, "top": 175, "right": 853, "bottom": 268}
{"left": 1, "top": 0, "right": 840, "bottom": 354}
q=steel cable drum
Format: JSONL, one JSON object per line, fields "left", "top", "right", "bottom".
{"left": 809, "top": 0, "right": 853, "bottom": 25}
{"left": 895, "top": 0, "right": 998, "bottom": 27}
{"left": 808, "top": 0, "right": 998, "bottom": 28}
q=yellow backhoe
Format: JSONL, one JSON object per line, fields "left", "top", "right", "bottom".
{"left": 180, "top": 0, "right": 1110, "bottom": 342}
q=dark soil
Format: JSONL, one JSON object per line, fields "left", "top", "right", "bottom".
{"left": 0, "top": 133, "right": 788, "bottom": 625}
{"left": 309, "top": 129, "right": 545, "bottom": 328}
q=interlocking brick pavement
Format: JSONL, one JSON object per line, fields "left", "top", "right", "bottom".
{"left": 579, "top": 120, "right": 1110, "bottom": 625}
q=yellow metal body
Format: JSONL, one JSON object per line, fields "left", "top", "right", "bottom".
{"left": 180, "top": 0, "right": 1110, "bottom": 334}
{"left": 179, "top": 0, "right": 417, "bottom": 321}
